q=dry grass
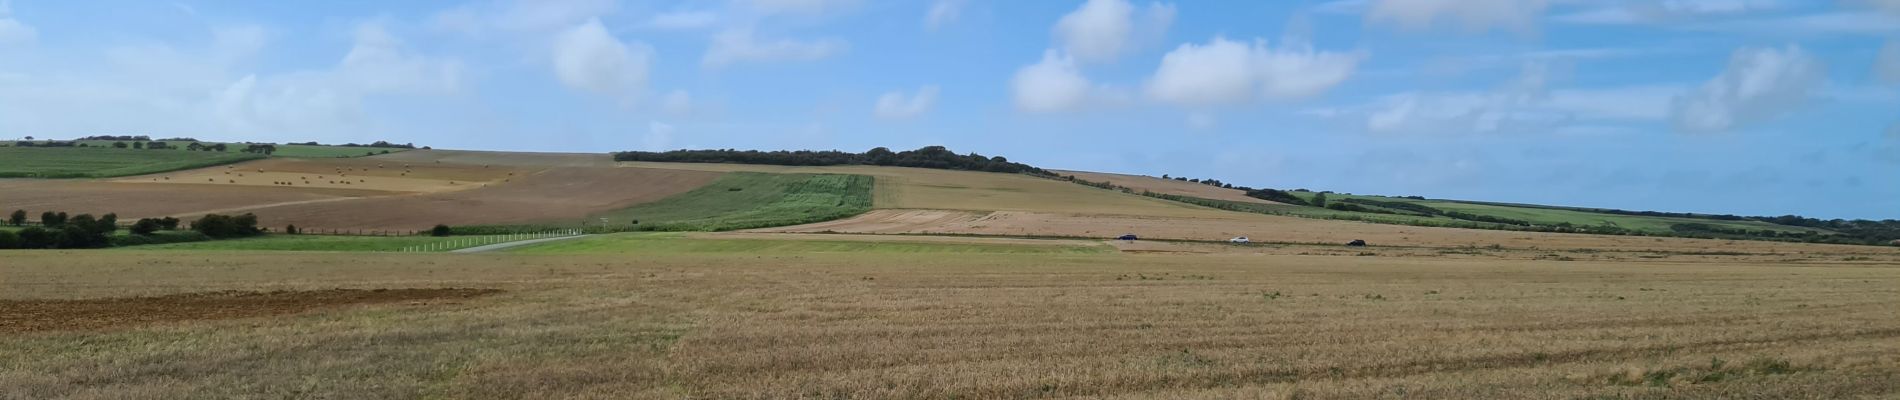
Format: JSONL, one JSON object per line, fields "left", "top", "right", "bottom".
{"left": 3, "top": 247, "right": 1897, "bottom": 399}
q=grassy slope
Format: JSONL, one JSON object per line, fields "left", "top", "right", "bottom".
{"left": 1281, "top": 192, "right": 1821, "bottom": 234}
{"left": 0, "top": 147, "right": 265, "bottom": 178}
{"left": 271, "top": 145, "right": 408, "bottom": 158}
{"left": 506, "top": 232, "right": 1112, "bottom": 254}
{"left": 588, "top": 172, "right": 875, "bottom": 231}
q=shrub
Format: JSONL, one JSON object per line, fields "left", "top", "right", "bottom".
{"left": 7, "top": 209, "right": 23, "bottom": 226}
{"left": 285, "top": 224, "right": 300, "bottom": 235}
{"left": 16, "top": 226, "right": 56, "bottom": 249}
{"left": 0, "top": 230, "right": 19, "bottom": 249}
{"left": 431, "top": 224, "right": 452, "bottom": 237}
{"left": 131, "top": 218, "right": 163, "bottom": 235}
{"left": 190, "top": 213, "right": 264, "bottom": 238}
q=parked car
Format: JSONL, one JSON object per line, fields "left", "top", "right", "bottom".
{"left": 1229, "top": 236, "right": 1250, "bottom": 243}
{"left": 1116, "top": 234, "right": 1138, "bottom": 241}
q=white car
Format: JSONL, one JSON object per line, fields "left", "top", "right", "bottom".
{"left": 1229, "top": 236, "right": 1250, "bottom": 244}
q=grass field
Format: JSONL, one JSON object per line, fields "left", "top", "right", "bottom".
{"left": 0, "top": 147, "right": 265, "bottom": 178}
{"left": 586, "top": 172, "right": 875, "bottom": 231}
{"left": 2, "top": 246, "right": 1895, "bottom": 398}
{"left": 506, "top": 232, "right": 1113, "bottom": 255}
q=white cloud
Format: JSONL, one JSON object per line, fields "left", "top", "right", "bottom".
{"left": 340, "top": 23, "right": 463, "bottom": 95}
{"left": 645, "top": 11, "right": 719, "bottom": 30}
{"left": 1012, "top": 50, "right": 1118, "bottom": 113}
{"left": 0, "top": 0, "right": 35, "bottom": 46}
{"left": 1054, "top": 0, "right": 1175, "bottom": 62}
{"left": 661, "top": 90, "right": 693, "bottom": 116}
{"left": 925, "top": 0, "right": 964, "bottom": 30}
{"left": 1878, "top": 40, "right": 1900, "bottom": 85}
{"left": 874, "top": 85, "right": 939, "bottom": 119}
{"left": 551, "top": 19, "right": 651, "bottom": 96}
{"left": 702, "top": 28, "right": 845, "bottom": 68}
{"left": 1307, "top": 63, "right": 1680, "bottom": 134}
{"left": 1670, "top": 45, "right": 1824, "bottom": 133}
{"left": 1146, "top": 36, "right": 1363, "bottom": 106}
{"left": 1365, "top": 0, "right": 1548, "bottom": 33}
{"left": 645, "top": 121, "right": 675, "bottom": 151}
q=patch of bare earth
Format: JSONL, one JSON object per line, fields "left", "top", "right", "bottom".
{"left": 0, "top": 288, "right": 500, "bottom": 334}
{"left": 237, "top": 166, "right": 723, "bottom": 230}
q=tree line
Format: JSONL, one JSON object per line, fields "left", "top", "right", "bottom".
{"left": 2, "top": 209, "right": 261, "bottom": 249}
{"left": 613, "top": 146, "right": 1055, "bottom": 176}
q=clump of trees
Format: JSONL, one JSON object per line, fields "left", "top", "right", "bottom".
{"left": 613, "top": 146, "right": 1054, "bottom": 176}
{"left": 240, "top": 143, "right": 278, "bottom": 154}
{"left": 130, "top": 217, "right": 182, "bottom": 235}
{"left": 0, "top": 212, "right": 118, "bottom": 249}
{"left": 432, "top": 224, "right": 453, "bottom": 237}
{"left": 190, "top": 213, "right": 263, "bottom": 238}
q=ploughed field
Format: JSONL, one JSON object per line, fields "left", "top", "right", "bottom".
{"left": 2, "top": 244, "right": 1896, "bottom": 398}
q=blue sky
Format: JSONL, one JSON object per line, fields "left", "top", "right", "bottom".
{"left": 1, "top": 0, "right": 1897, "bottom": 219}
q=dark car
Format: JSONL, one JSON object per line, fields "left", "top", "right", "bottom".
{"left": 1116, "top": 234, "right": 1138, "bottom": 241}
{"left": 1346, "top": 239, "right": 1367, "bottom": 247}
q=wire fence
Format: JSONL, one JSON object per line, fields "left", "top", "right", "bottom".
{"left": 399, "top": 229, "right": 583, "bottom": 253}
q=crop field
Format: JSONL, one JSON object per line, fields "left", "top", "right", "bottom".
{"left": 125, "top": 233, "right": 564, "bottom": 252}
{"left": 582, "top": 172, "right": 874, "bottom": 232}
{"left": 1283, "top": 192, "right": 1820, "bottom": 235}
{"left": 620, "top": 162, "right": 1227, "bottom": 218}
{"left": 3, "top": 246, "right": 1897, "bottom": 398}
{"left": 0, "top": 146, "right": 264, "bottom": 178}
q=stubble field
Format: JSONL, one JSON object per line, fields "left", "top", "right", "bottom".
{"left": 3, "top": 246, "right": 1897, "bottom": 399}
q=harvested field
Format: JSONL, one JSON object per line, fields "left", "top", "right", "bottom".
{"left": 237, "top": 166, "right": 723, "bottom": 230}
{"left": 621, "top": 162, "right": 1226, "bottom": 217}
{"left": 758, "top": 209, "right": 1900, "bottom": 256}
{"left": 1057, "top": 169, "right": 1283, "bottom": 205}
{"left": 0, "top": 179, "right": 383, "bottom": 219}
{"left": 117, "top": 157, "right": 525, "bottom": 193}
{"left": 2, "top": 249, "right": 1896, "bottom": 398}
{"left": 0, "top": 289, "right": 499, "bottom": 334}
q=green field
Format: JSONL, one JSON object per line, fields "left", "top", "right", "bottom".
{"left": 127, "top": 234, "right": 551, "bottom": 252}
{"left": 589, "top": 172, "right": 875, "bottom": 231}
{"left": 271, "top": 144, "right": 407, "bottom": 158}
{"left": 506, "top": 232, "right": 1112, "bottom": 255}
{"left": 0, "top": 146, "right": 265, "bottom": 178}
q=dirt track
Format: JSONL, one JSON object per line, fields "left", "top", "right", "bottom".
{"left": 0, "top": 288, "right": 499, "bottom": 334}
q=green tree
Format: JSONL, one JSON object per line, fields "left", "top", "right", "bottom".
{"left": 0, "top": 230, "right": 19, "bottom": 249}
{"left": 131, "top": 219, "right": 162, "bottom": 236}
{"left": 16, "top": 227, "right": 56, "bottom": 249}
{"left": 112, "top": 141, "right": 128, "bottom": 148}
{"left": 8, "top": 209, "right": 24, "bottom": 226}
{"left": 1311, "top": 192, "right": 1328, "bottom": 208}
{"left": 431, "top": 224, "right": 453, "bottom": 237}
{"left": 132, "top": 141, "right": 145, "bottom": 149}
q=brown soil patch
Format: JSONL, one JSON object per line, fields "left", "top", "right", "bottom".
{"left": 0, "top": 288, "right": 500, "bottom": 334}
{"left": 237, "top": 166, "right": 723, "bottom": 230}
{"left": 374, "top": 149, "right": 616, "bottom": 167}
{"left": 1055, "top": 170, "right": 1285, "bottom": 205}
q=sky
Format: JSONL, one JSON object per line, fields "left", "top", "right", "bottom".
{"left": 0, "top": 0, "right": 1897, "bottom": 219}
